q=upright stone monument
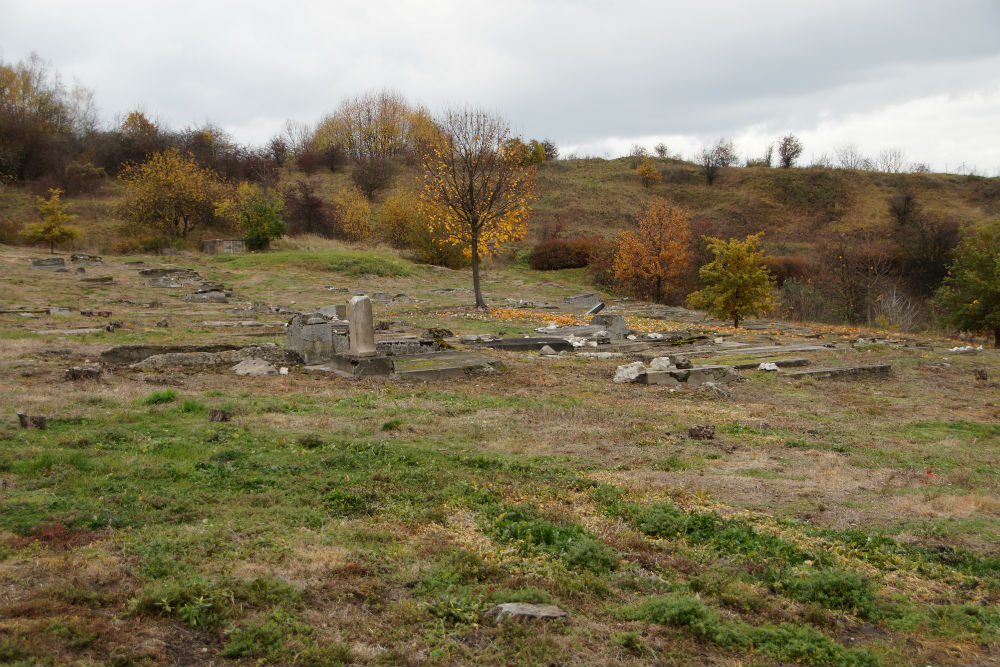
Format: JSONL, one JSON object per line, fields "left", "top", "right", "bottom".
{"left": 347, "top": 295, "right": 377, "bottom": 356}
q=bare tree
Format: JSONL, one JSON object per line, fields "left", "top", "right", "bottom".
{"left": 835, "top": 143, "right": 868, "bottom": 170}
{"left": 627, "top": 144, "right": 648, "bottom": 168}
{"left": 876, "top": 147, "right": 906, "bottom": 174}
{"left": 887, "top": 190, "right": 920, "bottom": 228}
{"left": 777, "top": 134, "right": 803, "bottom": 168}
{"left": 654, "top": 142, "right": 669, "bottom": 158}
{"left": 697, "top": 138, "right": 737, "bottom": 185}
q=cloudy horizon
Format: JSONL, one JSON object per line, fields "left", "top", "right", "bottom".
{"left": 3, "top": 0, "right": 999, "bottom": 174}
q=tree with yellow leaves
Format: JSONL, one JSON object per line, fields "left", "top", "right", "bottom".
{"left": 333, "top": 187, "right": 372, "bottom": 241}
{"left": 23, "top": 188, "right": 79, "bottom": 253}
{"left": 419, "top": 109, "right": 537, "bottom": 308}
{"left": 687, "top": 233, "right": 776, "bottom": 327}
{"left": 118, "top": 149, "right": 222, "bottom": 240}
{"left": 635, "top": 156, "right": 662, "bottom": 188}
{"left": 612, "top": 198, "right": 692, "bottom": 303}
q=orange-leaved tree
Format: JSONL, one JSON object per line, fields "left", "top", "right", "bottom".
{"left": 613, "top": 198, "right": 692, "bottom": 303}
{"left": 418, "top": 108, "right": 537, "bottom": 308}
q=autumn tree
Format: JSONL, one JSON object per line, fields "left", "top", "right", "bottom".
{"left": 118, "top": 149, "right": 222, "bottom": 240}
{"left": 22, "top": 188, "right": 79, "bottom": 253}
{"left": 419, "top": 108, "right": 536, "bottom": 308}
{"left": 697, "top": 139, "right": 737, "bottom": 185}
{"left": 934, "top": 221, "right": 1000, "bottom": 347}
{"left": 612, "top": 199, "right": 692, "bottom": 303}
{"left": 778, "top": 134, "right": 803, "bottom": 168}
{"left": 215, "top": 183, "right": 286, "bottom": 250}
{"left": 687, "top": 233, "right": 776, "bottom": 327}
{"left": 635, "top": 156, "right": 662, "bottom": 188}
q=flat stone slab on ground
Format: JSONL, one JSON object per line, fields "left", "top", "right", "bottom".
{"left": 681, "top": 343, "right": 834, "bottom": 358}
{"left": 468, "top": 336, "right": 575, "bottom": 352}
{"left": 393, "top": 350, "right": 504, "bottom": 381}
{"left": 30, "top": 258, "right": 66, "bottom": 269}
{"left": 643, "top": 365, "right": 741, "bottom": 386}
{"left": 732, "top": 358, "right": 811, "bottom": 370}
{"left": 101, "top": 343, "right": 243, "bottom": 366}
{"left": 782, "top": 364, "right": 892, "bottom": 380}
{"left": 484, "top": 603, "right": 568, "bottom": 623}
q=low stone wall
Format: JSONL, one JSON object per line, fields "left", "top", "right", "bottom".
{"left": 202, "top": 239, "right": 248, "bottom": 255}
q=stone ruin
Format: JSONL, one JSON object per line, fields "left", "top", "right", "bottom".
{"left": 287, "top": 295, "right": 502, "bottom": 380}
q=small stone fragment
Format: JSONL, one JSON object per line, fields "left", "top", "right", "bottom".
{"left": 539, "top": 345, "right": 558, "bottom": 356}
{"left": 156, "top": 318, "right": 169, "bottom": 328}
{"left": 672, "top": 355, "right": 693, "bottom": 369}
{"left": 209, "top": 409, "right": 232, "bottom": 422}
{"left": 688, "top": 424, "right": 716, "bottom": 440}
{"left": 758, "top": 362, "right": 779, "bottom": 371}
{"left": 17, "top": 412, "right": 49, "bottom": 429}
{"left": 484, "top": 603, "right": 568, "bottom": 624}
{"left": 65, "top": 365, "right": 101, "bottom": 381}
{"left": 232, "top": 358, "right": 279, "bottom": 376}
{"left": 974, "top": 368, "right": 989, "bottom": 382}
{"left": 424, "top": 327, "right": 454, "bottom": 339}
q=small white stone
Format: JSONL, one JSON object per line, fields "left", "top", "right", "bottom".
{"left": 279, "top": 367, "right": 289, "bottom": 375}
{"left": 758, "top": 362, "right": 779, "bottom": 371}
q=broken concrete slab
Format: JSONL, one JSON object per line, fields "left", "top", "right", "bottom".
{"left": 307, "top": 354, "right": 394, "bottom": 378}
{"left": 65, "top": 366, "right": 101, "bottom": 381}
{"left": 613, "top": 361, "right": 647, "bottom": 383}
{"left": 562, "top": 292, "right": 602, "bottom": 310}
{"left": 643, "top": 365, "right": 741, "bottom": 386}
{"left": 467, "top": 337, "right": 575, "bottom": 352}
{"left": 782, "top": 364, "right": 892, "bottom": 380}
{"left": 590, "top": 313, "right": 628, "bottom": 339}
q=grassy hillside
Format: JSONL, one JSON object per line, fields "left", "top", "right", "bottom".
{"left": 2, "top": 156, "right": 998, "bottom": 266}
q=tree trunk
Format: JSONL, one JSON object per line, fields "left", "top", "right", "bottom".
{"left": 995, "top": 327, "right": 999, "bottom": 348}
{"left": 471, "top": 233, "right": 486, "bottom": 309}
{"left": 733, "top": 315, "right": 740, "bottom": 328}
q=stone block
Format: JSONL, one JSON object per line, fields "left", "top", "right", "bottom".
{"left": 563, "top": 292, "right": 602, "bottom": 310}
{"left": 348, "top": 295, "right": 376, "bottom": 356}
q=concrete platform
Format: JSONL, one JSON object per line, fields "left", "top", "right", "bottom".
{"left": 468, "top": 336, "right": 575, "bottom": 352}
{"left": 733, "top": 358, "right": 811, "bottom": 370}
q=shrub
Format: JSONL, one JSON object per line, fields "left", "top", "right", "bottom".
{"left": 782, "top": 569, "right": 878, "bottom": 618}
{"left": 63, "top": 161, "right": 105, "bottom": 195}
{"left": 143, "top": 389, "right": 177, "bottom": 405}
{"left": 378, "top": 190, "right": 421, "bottom": 247}
{"left": 764, "top": 255, "right": 812, "bottom": 287}
{"left": 635, "top": 156, "right": 662, "bottom": 188}
{"left": 528, "top": 237, "right": 610, "bottom": 270}
{"left": 332, "top": 187, "right": 372, "bottom": 241}
{"left": 283, "top": 180, "right": 333, "bottom": 237}
{"left": 351, "top": 157, "right": 394, "bottom": 199}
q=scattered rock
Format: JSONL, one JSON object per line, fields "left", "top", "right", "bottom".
{"left": 539, "top": 345, "right": 558, "bottom": 356}
{"left": 105, "top": 321, "right": 124, "bottom": 332}
{"left": 974, "top": 368, "right": 989, "bottom": 382}
{"left": 65, "top": 366, "right": 101, "bottom": 381}
{"left": 208, "top": 409, "right": 232, "bottom": 422}
{"left": 81, "top": 276, "right": 114, "bottom": 284}
{"left": 688, "top": 424, "right": 716, "bottom": 440}
{"left": 80, "top": 310, "right": 112, "bottom": 317}
{"left": 17, "top": 412, "right": 49, "bottom": 429}
{"left": 758, "top": 362, "right": 779, "bottom": 371}
{"left": 673, "top": 356, "right": 693, "bottom": 370}
{"left": 70, "top": 253, "right": 103, "bottom": 264}
{"left": 613, "top": 361, "right": 646, "bottom": 383}
{"left": 47, "top": 307, "right": 72, "bottom": 315}
{"left": 232, "top": 358, "right": 279, "bottom": 376}
{"left": 484, "top": 603, "right": 568, "bottom": 624}
{"left": 156, "top": 318, "right": 169, "bottom": 328}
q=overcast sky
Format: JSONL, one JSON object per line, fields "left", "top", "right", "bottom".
{"left": 3, "top": 0, "right": 999, "bottom": 173}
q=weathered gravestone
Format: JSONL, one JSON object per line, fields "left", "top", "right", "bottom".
{"left": 348, "top": 295, "right": 377, "bottom": 356}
